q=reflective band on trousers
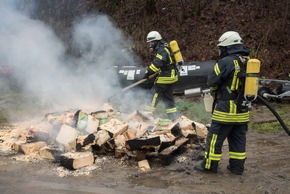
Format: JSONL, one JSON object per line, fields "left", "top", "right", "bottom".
{"left": 166, "top": 107, "right": 177, "bottom": 114}
{"left": 229, "top": 151, "right": 246, "bottom": 160}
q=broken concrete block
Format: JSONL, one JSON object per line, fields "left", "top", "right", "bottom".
{"left": 86, "top": 115, "right": 99, "bottom": 134}
{"left": 40, "top": 146, "right": 63, "bottom": 160}
{"left": 138, "top": 159, "right": 151, "bottom": 171}
{"left": 99, "top": 118, "right": 128, "bottom": 138}
{"left": 56, "top": 124, "right": 79, "bottom": 145}
{"left": 60, "top": 151, "right": 94, "bottom": 170}
{"left": 20, "top": 141, "right": 47, "bottom": 155}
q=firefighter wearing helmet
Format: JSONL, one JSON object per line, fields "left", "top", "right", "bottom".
{"left": 143, "top": 31, "right": 179, "bottom": 120}
{"left": 195, "top": 31, "right": 251, "bottom": 175}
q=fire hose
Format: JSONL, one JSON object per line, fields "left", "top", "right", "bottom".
{"left": 257, "top": 92, "right": 290, "bottom": 136}
{"left": 107, "top": 71, "right": 159, "bottom": 103}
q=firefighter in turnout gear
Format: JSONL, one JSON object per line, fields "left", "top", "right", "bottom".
{"left": 143, "top": 31, "right": 179, "bottom": 120}
{"left": 194, "top": 31, "right": 251, "bottom": 175}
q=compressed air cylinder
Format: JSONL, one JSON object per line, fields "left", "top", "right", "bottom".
{"left": 170, "top": 40, "right": 184, "bottom": 65}
{"left": 244, "top": 59, "right": 261, "bottom": 97}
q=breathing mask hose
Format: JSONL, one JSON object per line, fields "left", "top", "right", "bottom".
{"left": 257, "top": 95, "right": 290, "bottom": 136}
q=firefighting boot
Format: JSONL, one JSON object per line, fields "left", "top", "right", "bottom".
{"left": 194, "top": 161, "right": 218, "bottom": 173}
{"left": 167, "top": 112, "right": 179, "bottom": 121}
{"left": 227, "top": 165, "right": 243, "bottom": 175}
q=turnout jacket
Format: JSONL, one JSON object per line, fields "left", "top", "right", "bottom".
{"left": 145, "top": 40, "right": 178, "bottom": 84}
{"left": 207, "top": 44, "right": 251, "bottom": 124}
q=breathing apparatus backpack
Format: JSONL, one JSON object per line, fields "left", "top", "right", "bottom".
{"left": 169, "top": 40, "right": 184, "bottom": 67}
{"left": 236, "top": 56, "right": 261, "bottom": 110}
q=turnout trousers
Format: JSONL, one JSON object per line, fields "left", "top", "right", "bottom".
{"left": 145, "top": 83, "right": 177, "bottom": 119}
{"left": 201, "top": 122, "right": 247, "bottom": 173}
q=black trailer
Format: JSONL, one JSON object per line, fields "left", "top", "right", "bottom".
{"left": 114, "top": 60, "right": 215, "bottom": 94}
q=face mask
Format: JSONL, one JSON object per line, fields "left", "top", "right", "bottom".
{"left": 147, "top": 41, "right": 155, "bottom": 49}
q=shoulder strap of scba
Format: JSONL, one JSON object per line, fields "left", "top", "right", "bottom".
{"left": 237, "top": 56, "right": 261, "bottom": 101}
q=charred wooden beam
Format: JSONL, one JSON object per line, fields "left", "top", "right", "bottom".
{"left": 60, "top": 152, "right": 94, "bottom": 170}
{"left": 159, "top": 137, "right": 189, "bottom": 165}
{"left": 126, "top": 136, "right": 160, "bottom": 150}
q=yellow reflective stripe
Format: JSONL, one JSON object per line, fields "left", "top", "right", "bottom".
{"left": 229, "top": 100, "right": 237, "bottom": 113}
{"left": 164, "top": 47, "right": 173, "bottom": 64}
{"left": 231, "top": 60, "right": 240, "bottom": 90}
{"left": 209, "top": 153, "right": 222, "bottom": 161}
{"left": 212, "top": 110, "right": 249, "bottom": 122}
{"left": 156, "top": 76, "right": 178, "bottom": 84}
{"left": 205, "top": 134, "right": 218, "bottom": 169}
{"left": 229, "top": 151, "right": 246, "bottom": 160}
{"left": 149, "top": 64, "right": 159, "bottom": 72}
{"left": 166, "top": 107, "right": 177, "bottom": 114}
{"left": 156, "top": 69, "right": 178, "bottom": 84}
{"left": 156, "top": 54, "right": 163, "bottom": 60}
{"left": 151, "top": 93, "right": 158, "bottom": 107}
{"left": 145, "top": 106, "right": 156, "bottom": 112}
{"left": 214, "top": 63, "right": 220, "bottom": 76}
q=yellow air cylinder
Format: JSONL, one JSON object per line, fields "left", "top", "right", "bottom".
{"left": 170, "top": 40, "right": 184, "bottom": 65}
{"left": 244, "top": 58, "right": 261, "bottom": 99}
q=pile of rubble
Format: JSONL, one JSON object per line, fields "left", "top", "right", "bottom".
{"left": 0, "top": 103, "right": 208, "bottom": 171}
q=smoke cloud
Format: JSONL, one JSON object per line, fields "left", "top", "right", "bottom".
{"left": 0, "top": 0, "right": 143, "bottom": 122}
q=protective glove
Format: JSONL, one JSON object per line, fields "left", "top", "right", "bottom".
{"left": 209, "top": 86, "right": 218, "bottom": 98}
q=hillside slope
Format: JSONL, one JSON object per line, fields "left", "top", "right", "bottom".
{"left": 32, "top": 0, "right": 290, "bottom": 80}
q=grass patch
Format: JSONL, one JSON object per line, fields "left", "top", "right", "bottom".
{"left": 249, "top": 102, "right": 290, "bottom": 134}
{"left": 175, "top": 97, "right": 212, "bottom": 124}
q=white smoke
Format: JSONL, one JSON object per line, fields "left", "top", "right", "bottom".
{"left": 0, "top": 0, "right": 142, "bottom": 121}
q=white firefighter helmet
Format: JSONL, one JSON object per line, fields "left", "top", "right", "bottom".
{"left": 146, "top": 31, "right": 162, "bottom": 42}
{"left": 217, "top": 31, "right": 243, "bottom": 47}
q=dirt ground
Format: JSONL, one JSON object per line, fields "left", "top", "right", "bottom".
{"left": 1, "top": 120, "right": 290, "bottom": 194}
